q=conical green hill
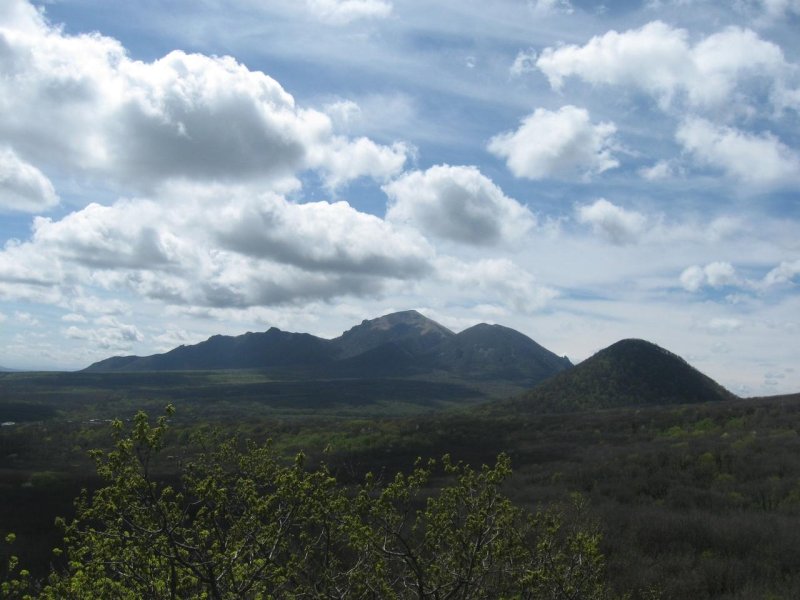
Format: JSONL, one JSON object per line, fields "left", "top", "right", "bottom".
{"left": 518, "top": 338, "right": 737, "bottom": 413}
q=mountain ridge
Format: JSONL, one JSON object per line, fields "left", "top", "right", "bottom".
{"left": 84, "top": 311, "right": 572, "bottom": 385}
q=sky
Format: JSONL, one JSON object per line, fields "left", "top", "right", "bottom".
{"left": 0, "top": 0, "right": 798, "bottom": 395}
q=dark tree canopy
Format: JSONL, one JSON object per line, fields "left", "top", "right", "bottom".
{"left": 2, "top": 408, "right": 614, "bottom": 599}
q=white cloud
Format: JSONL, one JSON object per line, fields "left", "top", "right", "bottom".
{"left": 0, "top": 3, "right": 407, "bottom": 192}
{"left": 680, "top": 262, "right": 740, "bottom": 292}
{"left": 0, "top": 147, "right": 58, "bottom": 212}
{"left": 306, "top": 0, "right": 392, "bottom": 24}
{"left": 436, "top": 256, "right": 557, "bottom": 313}
{"left": 570, "top": 204, "right": 749, "bottom": 249}
{"left": 323, "top": 99, "right": 362, "bottom": 130}
{"left": 688, "top": 27, "right": 787, "bottom": 108}
{"left": 488, "top": 105, "right": 618, "bottom": 180}
{"left": 576, "top": 199, "right": 647, "bottom": 245}
{"left": 763, "top": 259, "right": 800, "bottom": 286}
{"left": 384, "top": 165, "right": 536, "bottom": 245}
{"left": 64, "top": 317, "right": 143, "bottom": 351}
{"left": 215, "top": 190, "right": 432, "bottom": 277}
{"left": 537, "top": 21, "right": 689, "bottom": 102}
{"left": 510, "top": 49, "right": 538, "bottom": 77}
{"left": 31, "top": 200, "right": 183, "bottom": 270}
{"left": 536, "top": 21, "right": 790, "bottom": 111}
{"left": 705, "top": 262, "right": 740, "bottom": 288}
{"left": 308, "top": 137, "right": 408, "bottom": 189}
{"left": 638, "top": 160, "right": 676, "bottom": 181}
{"left": 676, "top": 117, "right": 800, "bottom": 187}
{"left": 0, "top": 0, "right": 44, "bottom": 34}
{"left": 0, "top": 184, "right": 435, "bottom": 310}
{"left": 679, "top": 266, "right": 705, "bottom": 293}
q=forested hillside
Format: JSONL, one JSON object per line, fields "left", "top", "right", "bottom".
{"left": 517, "top": 339, "right": 736, "bottom": 412}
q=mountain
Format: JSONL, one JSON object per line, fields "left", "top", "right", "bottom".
{"left": 516, "top": 338, "right": 737, "bottom": 412}
{"left": 432, "top": 323, "right": 572, "bottom": 383}
{"left": 84, "top": 310, "right": 570, "bottom": 384}
{"left": 87, "top": 328, "right": 336, "bottom": 372}
{"left": 334, "top": 310, "right": 455, "bottom": 359}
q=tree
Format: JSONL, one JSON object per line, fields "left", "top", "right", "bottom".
{"left": 4, "top": 408, "right": 614, "bottom": 599}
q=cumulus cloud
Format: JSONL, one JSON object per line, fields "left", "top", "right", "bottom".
{"left": 576, "top": 199, "right": 646, "bottom": 245}
{"left": 487, "top": 106, "right": 618, "bottom": 180}
{"left": 0, "top": 1, "right": 407, "bottom": 192}
{"left": 308, "top": 137, "right": 408, "bottom": 189}
{"left": 0, "top": 147, "right": 58, "bottom": 212}
{"left": 536, "top": 21, "right": 790, "bottom": 111}
{"left": 436, "top": 256, "right": 557, "bottom": 313}
{"left": 216, "top": 191, "right": 432, "bottom": 276}
{"left": 0, "top": 184, "right": 435, "bottom": 311}
{"left": 306, "top": 0, "right": 392, "bottom": 24}
{"left": 0, "top": 0, "right": 43, "bottom": 34}
{"left": 323, "top": 99, "right": 362, "bottom": 130}
{"left": 680, "top": 262, "right": 740, "bottom": 292}
{"left": 0, "top": 0, "right": 415, "bottom": 321}
{"left": 384, "top": 165, "right": 536, "bottom": 245}
{"left": 676, "top": 117, "right": 800, "bottom": 187}
{"left": 31, "top": 200, "right": 182, "bottom": 270}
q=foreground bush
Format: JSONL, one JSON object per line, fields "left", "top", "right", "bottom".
{"left": 2, "top": 408, "right": 613, "bottom": 599}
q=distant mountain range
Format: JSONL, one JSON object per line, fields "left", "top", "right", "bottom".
{"left": 517, "top": 338, "right": 737, "bottom": 412}
{"left": 84, "top": 313, "right": 742, "bottom": 411}
{"left": 85, "top": 310, "right": 573, "bottom": 385}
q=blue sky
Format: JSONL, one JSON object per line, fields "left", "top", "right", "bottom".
{"left": 0, "top": 0, "right": 798, "bottom": 395}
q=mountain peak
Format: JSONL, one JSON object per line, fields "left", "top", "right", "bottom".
{"left": 519, "top": 338, "right": 736, "bottom": 412}
{"left": 83, "top": 310, "right": 570, "bottom": 386}
{"left": 432, "top": 322, "right": 571, "bottom": 382}
{"left": 334, "top": 310, "right": 454, "bottom": 359}
{"left": 364, "top": 310, "right": 450, "bottom": 331}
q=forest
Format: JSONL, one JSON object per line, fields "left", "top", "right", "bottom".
{"left": 1, "top": 370, "right": 799, "bottom": 598}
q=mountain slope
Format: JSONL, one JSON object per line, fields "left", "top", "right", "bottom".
{"left": 431, "top": 323, "right": 571, "bottom": 383}
{"left": 517, "top": 338, "right": 737, "bottom": 412}
{"left": 87, "top": 328, "right": 335, "bottom": 372}
{"left": 333, "top": 310, "right": 454, "bottom": 359}
{"left": 84, "top": 310, "right": 570, "bottom": 385}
